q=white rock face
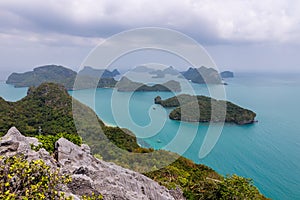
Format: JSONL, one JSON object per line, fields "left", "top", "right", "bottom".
{"left": 0, "top": 127, "right": 185, "bottom": 200}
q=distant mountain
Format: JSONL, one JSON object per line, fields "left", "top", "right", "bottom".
{"left": 182, "top": 66, "right": 222, "bottom": 84}
{"left": 116, "top": 77, "right": 181, "bottom": 92}
{"left": 131, "top": 66, "right": 155, "bottom": 73}
{"left": 155, "top": 94, "right": 257, "bottom": 125}
{"left": 6, "top": 65, "right": 119, "bottom": 90}
{"left": 220, "top": 71, "right": 234, "bottom": 78}
{"left": 6, "top": 65, "right": 77, "bottom": 90}
{"left": 78, "top": 66, "right": 120, "bottom": 78}
{"left": 149, "top": 66, "right": 179, "bottom": 78}
{"left": 111, "top": 69, "right": 120, "bottom": 76}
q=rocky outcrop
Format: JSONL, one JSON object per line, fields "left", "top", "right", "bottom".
{"left": 0, "top": 127, "right": 184, "bottom": 200}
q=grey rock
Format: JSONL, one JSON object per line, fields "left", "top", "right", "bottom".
{"left": 55, "top": 138, "right": 179, "bottom": 200}
{"left": 0, "top": 127, "right": 185, "bottom": 200}
{"left": 0, "top": 126, "right": 40, "bottom": 155}
{"left": 0, "top": 127, "right": 57, "bottom": 168}
{"left": 81, "top": 144, "right": 91, "bottom": 154}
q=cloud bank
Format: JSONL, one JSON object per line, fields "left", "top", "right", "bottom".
{"left": 1, "top": 0, "right": 299, "bottom": 45}
{"left": 0, "top": 0, "right": 299, "bottom": 75}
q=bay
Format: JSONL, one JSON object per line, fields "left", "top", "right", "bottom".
{"left": 1, "top": 73, "right": 300, "bottom": 200}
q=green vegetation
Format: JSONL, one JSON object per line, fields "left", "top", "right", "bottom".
{"left": 33, "top": 133, "right": 82, "bottom": 153}
{"left": 6, "top": 65, "right": 77, "bottom": 90}
{"left": 145, "top": 158, "right": 268, "bottom": 200}
{"left": 0, "top": 83, "right": 77, "bottom": 137}
{"left": 0, "top": 83, "right": 266, "bottom": 199}
{"left": 0, "top": 155, "right": 103, "bottom": 200}
{"left": 0, "top": 155, "right": 72, "bottom": 199}
{"left": 155, "top": 94, "right": 256, "bottom": 124}
{"left": 116, "top": 77, "right": 181, "bottom": 92}
{"left": 216, "top": 174, "right": 265, "bottom": 200}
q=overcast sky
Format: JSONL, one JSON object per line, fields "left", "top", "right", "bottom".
{"left": 0, "top": 0, "right": 300, "bottom": 79}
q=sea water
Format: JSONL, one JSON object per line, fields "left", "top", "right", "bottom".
{"left": 1, "top": 73, "right": 300, "bottom": 200}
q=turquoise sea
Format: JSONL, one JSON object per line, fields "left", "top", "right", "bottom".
{"left": 1, "top": 73, "right": 300, "bottom": 200}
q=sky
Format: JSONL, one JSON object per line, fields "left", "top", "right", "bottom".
{"left": 0, "top": 0, "right": 300, "bottom": 79}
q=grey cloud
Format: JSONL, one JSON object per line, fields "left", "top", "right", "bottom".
{"left": 0, "top": 0, "right": 300, "bottom": 74}
{"left": 2, "top": 0, "right": 298, "bottom": 45}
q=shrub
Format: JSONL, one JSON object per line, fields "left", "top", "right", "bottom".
{"left": 0, "top": 155, "right": 71, "bottom": 199}
{"left": 215, "top": 174, "right": 267, "bottom": 200}
{"left": 0, "top": 155, "right": 103, "bottom": 200}
{"left": 32, "top": 133, "right": 82, "bottom": 153}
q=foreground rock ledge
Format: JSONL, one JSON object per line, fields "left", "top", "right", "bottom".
{"left": 0, "top": 127, "right": 185, "bottom": 200}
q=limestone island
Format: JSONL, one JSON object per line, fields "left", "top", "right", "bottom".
{"left": 6, "top": 65, "right": 182, "bottom": 92}
{"left": 6, "top": 65, "right": 120, "bottom": 90}
{"left": 116, "top": 77, "right": 181, "bottom": 92}
{"left": 155, "top": 94, "right": 256, "bottom": 125}
{"left": 181, "top": 66, "right": 222, "bottom": 84}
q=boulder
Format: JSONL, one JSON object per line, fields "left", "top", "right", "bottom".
{"left": 0, "top": 127, "right": 185, "bottom": 200}
{"left": 55, "top": 138, "right": 179, "bottom": 200}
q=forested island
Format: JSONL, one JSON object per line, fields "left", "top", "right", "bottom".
{"left": 6, "top": 65, "right": 120, "bottom": 90}
{"left": 6, "top": 65, "right": 235, "bottom": 92}
{"left": 116, "top": 77, "right": 181, "bottom": 92}
{"left": 6, "top": 65, "right": 181, "bottom": 92}
{"left": 155, "top": 94, "right": 256, "bottom": 125}
{"left": 0, "top": 83, "right": 266, "bottom": 199}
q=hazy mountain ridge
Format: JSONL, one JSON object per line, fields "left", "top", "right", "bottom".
{"left": 6, "top": 65, "right": 234, "bottom": 92}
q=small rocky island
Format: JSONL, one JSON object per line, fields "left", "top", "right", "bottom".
{"left": 155, "top": 94, "right": 256, "bottom": 125}
{"left": 220, "top": 71, "right": 234, "bottom": 78}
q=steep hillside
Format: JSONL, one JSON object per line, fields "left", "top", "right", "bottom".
{"left": 0, "top": 83, "right": 267, "bottom": 199}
